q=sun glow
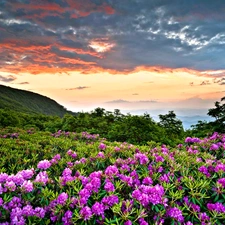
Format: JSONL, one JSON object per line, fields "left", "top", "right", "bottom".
{"left": 89, "top": 38, "right": 115, "bottom": 53}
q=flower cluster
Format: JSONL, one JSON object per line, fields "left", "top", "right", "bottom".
{"left": 1, "top": 131, "right": 225, "bottom": 224}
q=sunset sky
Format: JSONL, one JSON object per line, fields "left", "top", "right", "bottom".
{"left": 1, "top": 0, "right": 225, "bottom": 120}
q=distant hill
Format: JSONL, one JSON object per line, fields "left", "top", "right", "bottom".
{"left": 0, "top": 84, "right": 74, "bottom": 117}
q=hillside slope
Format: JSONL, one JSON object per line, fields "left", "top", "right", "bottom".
{"left": 0, "top": 85, "right": 74, "bottom": 117}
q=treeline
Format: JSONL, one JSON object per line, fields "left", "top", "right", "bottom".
{"left": 0, "top": 108, "right": 184, "bottom": 146}
{"left": 0, "top": 97, "right": 224, "bottom": 146}
{"left": 189, "top": 97, "right": 225, "bottom": 136}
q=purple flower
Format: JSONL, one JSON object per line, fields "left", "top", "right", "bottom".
{"left": 51, "top": 154, "right": 61, "bottom": 164}
{"left": 7, "top": 197, "right": 22, "bottom": 210}
{"left": 62, "top": 168, "right": 72, "bottom": 177}
{"left": 132, "top": 184, "right": 165, "bottom": 206}
{"left": 34, "top": 171, "right": 49, "bottom": 185}
{"left": 80, "top": 206, "right": 92, "bottom": 220}
{"left": 89, "top": 171, "right": 102, "bottom": 179}
{"left": 89, "top": 177, "right": 101, "bottom": 193}
{"left": 67, "top": 149, "right": 73, "bottom": 156}
{"left": 21, "top": 180, "right": 33, "bottom": 192}
{"left": 0, "top": 173, "right": 8, "bottom": 183}
{"left": 157, "top": 166, "right": 164, "bottom": 173}
{"left": 79, "top": 188, "right": 91, "bottom": 203}
{"left": 218, "top": 178, "right": 225, "bottom": 188}
{"left": 207, "top": 202, "right": 225, "bottom": 213}
{"left": 124, "top": 220, "right": 132, "bottom": 225}
{"left": 114, "top": 147, "right": 121, "bottom": 151}
{"left": 92, "top": 202, "right": 104, "bottom": 216}
{"left": 97, "top": 152, "right": 105, "bottom": 158}
{"left": 105, "top": 165, "right": 119, "bottom": 177}
{"left": 101, "top": 195, "right": 119, "bottom": 209}
{"left": 22, "top": 205, "right": 34, "bottom": 217}
{"left": 104, "top": 181, "right": 115, "bottom": 192}
{"left": 67, "top": 162, "right": 73, "bottom": 167}
{"left": 37, "top": 160, "right": 51, "bottom": 170}
{"left": 184, "top": 222, "right": 193, "bottom": 225}
{"left": 215, "top": 163, "right": 225, "bottom": 172}
{"left": 190, "top": 203, "right": 200, "bottom": 212}
{"left": 62, "top": 210, "right": 73, "bottom": 225}
{"left": 4, "top": 181, "right": 16, "bottom": 191}
{"left": 34, "top": 207, "right": 46, "bottom": 218}
{"left": 7, "top": 174, "right": 24, "bottom": 185}
{"left": 99, "top": 143, "right": 106, "bottom": 150}
{"left": 134, "top": 153, "right": 149, "bottom": 165}
{"left": 185, "top": 137, "right": 200, "bottom": 143}
{"left": 80, "top": 158, "right": 87, "bottom": 164}
{"left": 53, "top": 154, "right": 61, "bottom": 160}
{"left": 155, "top": 155, "right": 164, "bottom": 162}
{"left": 57, "top": 192, "right": 68, "bottom": 205}
{"left": 119, "top": 174, "right": 133, "bottom": 187}
{"left": 167, "top": 207, "right": 184, "bottom": 222}
{"left": 10, "top": 207, "right": 25, "bottom": 225}
{"left": 139, "top": 218, "right": 148, "bottom": 225}
{"left": 210, "top": 143, "right": 219, "bottom": 151}
{"left": 17, "top": 169, "right": 35, "bottom": 180}
{"left": 159, "top": 173, "right": 170, "bottom": 183}
{"left": 198, "top": 166, "right": 210, "bottom": 177}
{"left": 199, "top": 212, "right": 210, "bottom": 222}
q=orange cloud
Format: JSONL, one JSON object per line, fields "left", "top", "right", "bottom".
{"left": 10, "top": 0, "right": 115, "bottom": 19}
{"left": 132, "top": 66, "right": 225, "bottom": 78}
{"left": 55, "top": 44, "right": 102, "bottom": 58}
{"left": 13, "top": 2, "right": 65, "bottom": 12}
{"left": 67, "top": 0, "right": 115, "bottom": 18}
{"left": 1, "top": 37, "right": 225, "bottom": 77}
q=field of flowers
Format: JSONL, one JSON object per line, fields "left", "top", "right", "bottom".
{"left": 0, "top": 128, "right": 225, "bottom": 225}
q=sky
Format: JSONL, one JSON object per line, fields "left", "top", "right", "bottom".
{"left": 1, "top": 0, "right": 225, "bottom": 120}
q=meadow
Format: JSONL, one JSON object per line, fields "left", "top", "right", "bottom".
{"left": 0, "top": 128, "right": 225, "bottom": 225}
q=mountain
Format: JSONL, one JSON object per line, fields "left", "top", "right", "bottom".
{"left": 0, "top": 85, "right": 74, "bottom": 117}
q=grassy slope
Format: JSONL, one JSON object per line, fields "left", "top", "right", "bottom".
{"left": 0, "top": 84, "right": 74, "bottom": 117}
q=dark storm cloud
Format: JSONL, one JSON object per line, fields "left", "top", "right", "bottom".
{"left": 1, "top": 0, "right": 225, "bottom": 75}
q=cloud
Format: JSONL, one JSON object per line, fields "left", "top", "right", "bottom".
{"left": 0, "top": 0, "right": 225, "bottom": 76}
{"left": 213, "top": 77, "right": 225, "bottom": 85}
{"left": 66, "top": 86, "right": 90, "bottom": 90}
{"left": 132, "top": 93, "right": 139, "bottom": 95}
{"left": 18, "top": 81, "right": 29, "bottom": 85}
{"left": 105, "top": 99, "right": 130, "bottom": 104}
{"left": 0, "top": 75, "right": 17, "bottom": 82}
{"left": 200, "top": 80, "right": 210, "bottom": 86}
{"left": 105, "top": 99, "right": 158, "bottom": 104}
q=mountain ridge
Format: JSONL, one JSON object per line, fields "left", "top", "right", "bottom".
{"left": 0, "top": 84, "right": 75, "bottom": 117}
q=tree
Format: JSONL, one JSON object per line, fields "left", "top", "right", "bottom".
{"left": 159, "top": 111, "right": 184, "bottom": 138}
{"left": 207, "top": 97, "right": 225, "bottom": 132}
{"left": 92, "top": 108, "right": 105, "bottom": 117}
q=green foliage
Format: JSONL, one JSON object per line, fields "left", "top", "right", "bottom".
{"left": 0, "top": 107, "right": 185, "bottom": 146}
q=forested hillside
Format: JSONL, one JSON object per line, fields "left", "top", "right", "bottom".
{"left": 0, "top": 85, "right": 74, "bottom": 117}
